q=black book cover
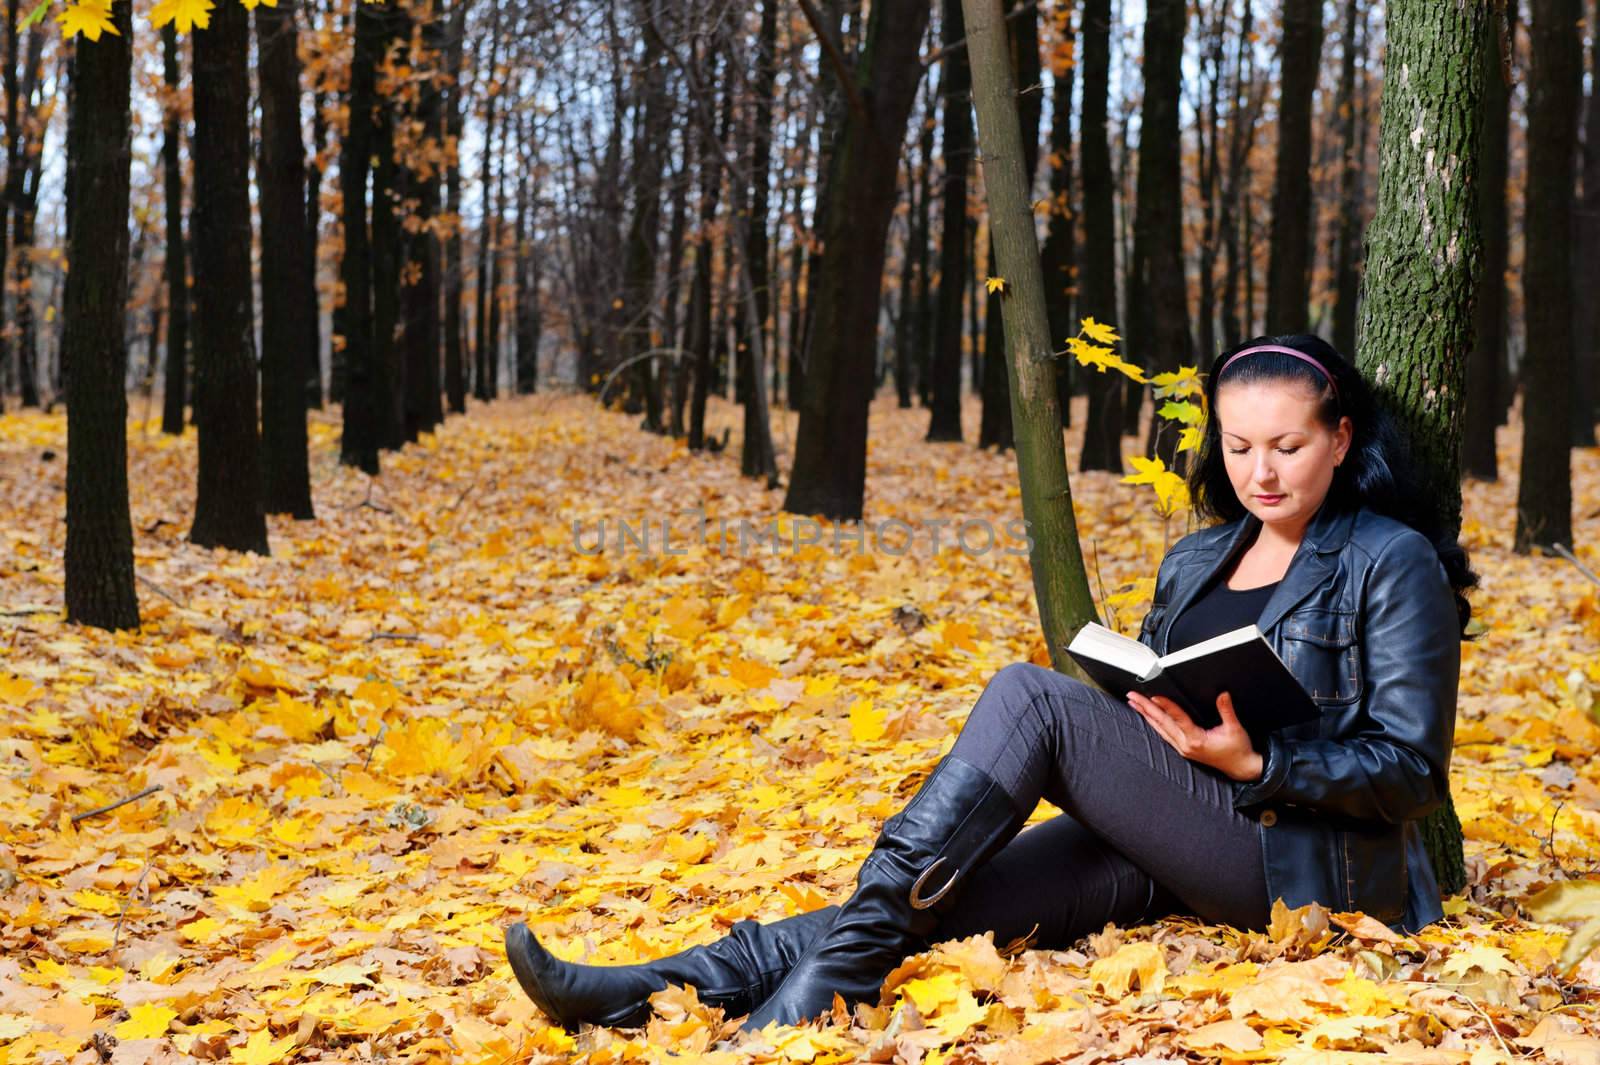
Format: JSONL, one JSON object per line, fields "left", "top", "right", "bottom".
{"left": 1068, "top": 625, "right": 1320, "bottom": 748}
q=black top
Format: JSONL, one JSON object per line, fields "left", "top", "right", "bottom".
{"left": 1166, "top": 574, "right": 1281, "bottom": 652}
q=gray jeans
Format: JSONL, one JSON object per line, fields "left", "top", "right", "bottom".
{"left": 926, "top": 662, "right": 1272, "bottom": 948}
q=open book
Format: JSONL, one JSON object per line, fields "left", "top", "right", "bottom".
{"left": 1066, "top": 622, "right": 1320, "bottom": 746}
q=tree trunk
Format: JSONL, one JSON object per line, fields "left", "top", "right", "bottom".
{"left": 472, "top": 10, "right": 502, "bottom": 402}
{"left": 1264, "top": 0, "right": 1323, "bottom": 331}
{"left": 1571, "top": 0, "right": 1600, "bottom": 445}
{"left": 1330, "top": 0, "right": 1365, "bottom": 360}
{"left": 405, "top": 11, "right": 445, "bottom": 433}
{"left": 1077, "top": 0, "right": 1121, "bottom": 471}
{"left": 1356, "top": 0, "right": 1491, "bottom": 898}
{"left": 978, "top": 0, "right": 1040, "bottom": 454}
{"left": 63, "top": 4, "right": 139, "bottom": 630}
{"left": 782, "top": 0, "right": 930, "bottom": 520}
{"left": 305, "top": 86, "right": 326, "bottom": 409}
{"left": 621, "top": 6, "right": 669, "bottom": 432}
{"left": 1515, "top": 0, "right": 1581, "bottom": 552}
{"left": 159, "top": 24, "right": 189, "bottom": 434}
{"left": 1041, "top": 7, "right": 1077, "bottom": 426}
{"left": 190, "top": 0, "right": 269, "bottom": 553}
{"left": 686, "top": 45, "right": 725, "bottom": 452}
{"left": 514, "top": 108, "right": 538, "bottom": 395}
{"left": 338, "top": 0, "right": 384, "bottom": 473}
{"left": 962, "top": 0, "right": 1100, "bottom": 672}
{"left": 370, "top": 4, "right": 408, "bottom": 448}
{"left": 257, "top": 0, "right": 315, "bottom": 519}
{"left": 443, "top": 0, "right": 468, "bottom": 414}
{"left": 1464, "top": 2, "right": 1514, "bottom": 482}
{"left": 1219, "top": 0, "right": 1256, "bottom": 351}
{"left": 926, "top": 0, "right": 971, "bottom": 443}
{"left": 741, "top": 0, "right": 781, "bottom": 477}
{"left": 1132, "top": 0, "right": 1189, "bottom": 465}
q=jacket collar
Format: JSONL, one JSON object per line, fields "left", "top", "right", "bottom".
{"left": 1162, "top": 502, "right": 1359, "bottom": 652}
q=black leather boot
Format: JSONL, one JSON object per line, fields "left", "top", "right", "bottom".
{"left": 741, "top": 756, "right": 1024, "bottom": 1031}
{"left": 505, "top": 905, "right": 838, "bottom": 1030}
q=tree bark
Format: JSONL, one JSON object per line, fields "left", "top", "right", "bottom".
{"left": 1464, "top": 3, "right": 1514, "bottom": 481}
{"left": 405, "top": 9, "right": 445, "bottom": 433}
{"left": 159, "top": 25, "right": 189, "bottom": 434}
{"left": 978, "top": 0, "right": 1040, "bottom": 454}
{"left": 962, "top": 0, "right": 1100, "bottom": 672}
{"left": 1571, "top": 0, "right": 1600, "bottom": 445}
{"left": 370, "top": 4, "right": 409, "bottom": 448}
{"left": 1330, "top": 0, "right": 1366, "bottom": 360}
{"left": 621, "top": 5, "right": 669, "bottom": 432}
{"left": 442, "top": 0, "right": 468, "bottom": 414}
{"left": 781, "top": 0, "right": 930, "bottom": 520}
{"left": 926, "top": 0, "right": 971, "bottom": 443}
{"left": 1077, "top": 0, "right": 1121, "bottom": 471}
{"left": 338, "top": 0, "right": 384, "bottom": 472}
{"left": 1040, "top": 7, "right": 1077, "bottom": 425}
{"left": 1131, "top": 0, "right": 1189, "bottom": 465}
{"left": 63, "top": 2, "right": 139, "bottom": 630}
{"left": 1264, "top": 0, "right": 1324, "bottom": 331}
{"left": 472, "top": 8, "right": 502, "bottom": 401}
{"left": 1356, "top": 0, "right": 1491, "bottom": 897}
{"left": 1515, "top": 0, "right": 1581, "bottom": 552}
{"left": 257, "top": 0, "right": 315, "bottom": 519}
{"left": 190, "top": 0, "right": 269, "bottom": 553}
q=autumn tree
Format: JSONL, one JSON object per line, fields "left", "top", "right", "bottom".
{"left": 1514, "top": 0, "right": 1581, "bottom": 553}
{"left": 1355, "top": 0, "right": 1491, "bottom": 895}
{"left": 1464, "top": 2, "right": 1516, "bottom": 482}
{"left": 1128, "top": 0, "right": 1188, "bottom": 464}
{"left": 339, "top": 0, "right": 386, "bottom": 473}
{"left": 1076, "top": 0, "right": 1121, "bottom": 472}
{"left": 1264, "top": 0, "right": 1324, "bottom": 332}
{"left": 782, "top": 0, "right": 930, "bottom": 521}
{"left": 961, "top": 0, "right": 1099, "bottom": 672}
{"left": 190, "top": 0, "right": 268, "bottom": 553}
{"left": 62, "top": 1, "right": 139, "bottom": 630}
{"left": 257, "top": 0, "right": 314, "bottom": 519}
{"left": 925, "top": 0, "right": 971, "bottom": 444}
{"left": 158, "top": 24, "right": 189, "bottom": 435}
{"left": 977, "top": 0, "right": 1040, "bottom": 454}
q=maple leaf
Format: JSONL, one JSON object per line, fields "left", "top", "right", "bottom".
{"left": 1120, "top": 455, "right": 1189, "bottom": 513}
{"left": 114, "top": 1004, "right": 177, "bottom": 1040}
{"left": 1150, "top": 364, "right": 1201, "bottom": 397}
{"left": 230, "top": 1026, "right": 298, "bottom": 1065}
{"left": 849, "top": 697, "right": 887, "bottom": 743}
{"left": 1157, "top": 399, "right": 1203, "bottom": 425}
{"left": 55, "top": 0, "right": 117, "bottom": 40}
{"left": 984, "top": 276, "right": 1008, "bottom": 295}
{"left": 148, "top": 0, "right": 212, "bottom": 32}
{"left": 1079, "top": 316, "right": 1121, "bottom": 344}
{"left": 1088, "top": 941, "right": 1166, "bottom": 998}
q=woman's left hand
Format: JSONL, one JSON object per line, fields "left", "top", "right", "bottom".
{"left": 1125, "top": 691, "right": 1265, "bottom": 782}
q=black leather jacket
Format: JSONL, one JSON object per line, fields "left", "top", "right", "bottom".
{"left": 1136, "top": 501, "right": 1460, "bottom": 932}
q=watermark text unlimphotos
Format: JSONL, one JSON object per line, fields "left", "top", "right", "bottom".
{"left": 570, "top": 510, "right": 1034, "bottom": 558}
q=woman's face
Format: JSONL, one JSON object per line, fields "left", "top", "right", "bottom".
{"left": 1214, "top": 379, "right": 1352, "bottom": 539}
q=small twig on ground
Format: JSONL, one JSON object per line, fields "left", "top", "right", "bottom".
{"left": 71, "top": 784, "right": 164, "bottom": 826}
{"left": 362, "top": 725, "right": 388, "bottom": 772}
{"left": 136, "top": 576, "right": 190, "bottom": 611}
{"left": 368, "top": 631, "right": 424, "bottom": 642}
{"left": 111, "top": 860, "right": 155, "bottom": 958}
{"left": 1550, "top": 544, "right": 1600, "bottom": 589}
{"left": 0, "top": 606, "right": 55, "bottom": 617}
{"left": 1543, "top": 800, "right": 1571, "bottom": 877}
{"left": 310, "top": 760, "right": 344, "bottom": 795}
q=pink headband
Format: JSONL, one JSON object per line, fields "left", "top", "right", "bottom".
{"left": 1216, "top": 344, "right": 1339, "bottom": 400}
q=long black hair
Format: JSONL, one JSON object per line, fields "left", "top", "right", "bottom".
{"left": 1186, "top": 334, "right": 1478, "bottom": 637}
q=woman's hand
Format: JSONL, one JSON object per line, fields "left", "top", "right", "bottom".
{"left": 1125, "top": 691, "right": 1265, "bottom": 782}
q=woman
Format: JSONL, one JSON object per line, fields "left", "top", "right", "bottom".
{"left": 504, "top": 335, "right": 1477, "bottom": 1033}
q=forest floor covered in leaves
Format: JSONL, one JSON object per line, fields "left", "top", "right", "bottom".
{"left": 2, "top": 392, "right": 1600, "bottom": 1065}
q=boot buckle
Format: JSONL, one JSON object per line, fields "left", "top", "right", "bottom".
{"left": 909, "top": 857, "right": 958, "bottom": 909}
